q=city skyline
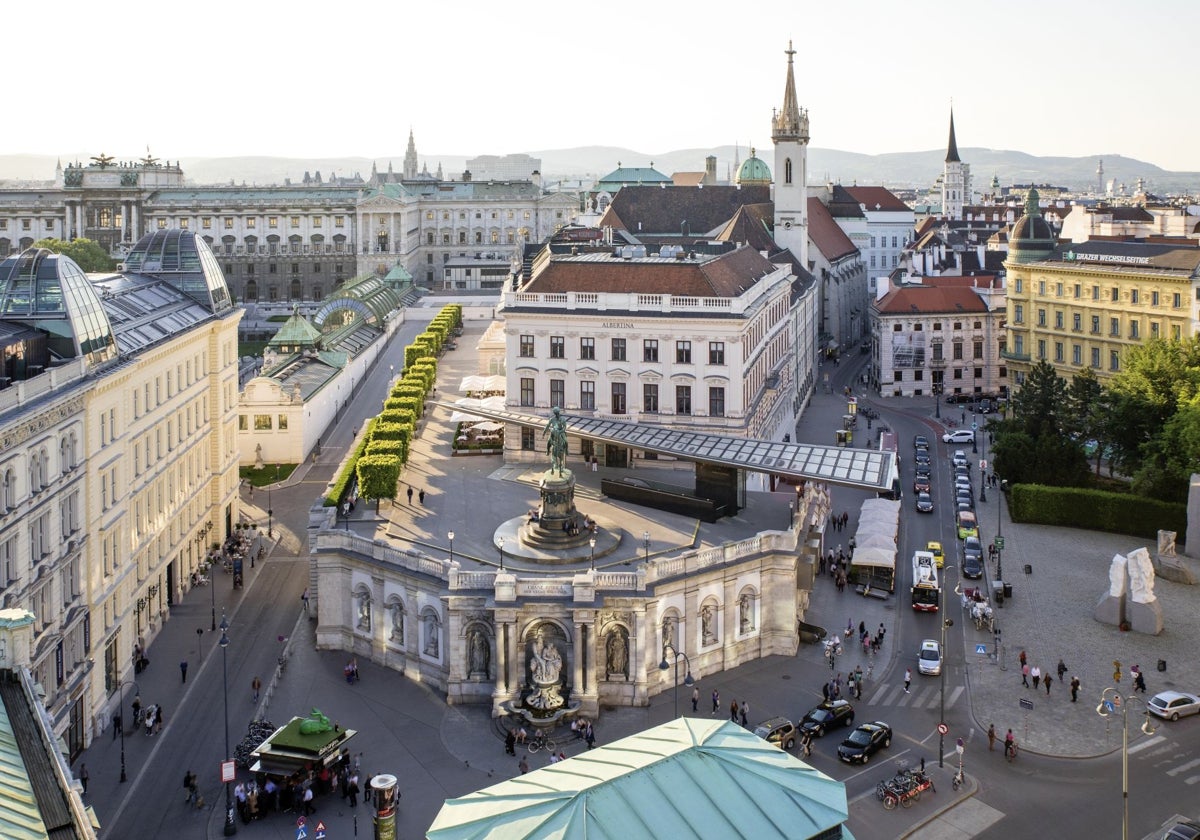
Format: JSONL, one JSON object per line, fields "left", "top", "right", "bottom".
{"left": 12, "top": 0, "right": 1198, "bottom": 171}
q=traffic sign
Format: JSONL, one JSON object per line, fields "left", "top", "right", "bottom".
{"left": 296, "top": 827, "right": 307, "bottom": 840}
{"left": 1019, "top": 697, "right": 1034, "bottom": 711}
{"left": 972, "top": 422, "right": 978, "bottom": 430}
{"left": 980, "top": 460, "right": 988, "bottom": 471}
{"left": 937, "top": 723, "right": 949, "bottom": 735}
{"left": 297, "top": 817, "right": 307, "bottom": 828}
{"left": 221, "top": 760, "right": 236, "bottom": 783}
{"left": 995, "top": 536, "right": 1005, "bottom": 550}
{"left": 975, "top": 643, "right": 987, "bottom": 654}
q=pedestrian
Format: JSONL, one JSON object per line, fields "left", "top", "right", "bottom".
{"left": 987, "top": 724, "right": 996, "bottom": 751}
{"left": 1057, "top": 659, "right": 1068, "bottom": 681}
{"left": 301, "top": 588, "right": 310, "bottom": 612}
{"left": 1004, "top": 729, "right": 1015, "bottom": 759}
{"left": 1070, "top": 676, "right": 1081, "bottom": 702}
{"left": 819, "top": 555, "right": 826, "bottom": 575}
{"left": 1018, "top": 650, "right": 1027, "bottom": 669}
{"left": 730, "top": 699, "right": 739, "bottom": 722}
{"left": 252, "top": 676, "right": 261, "bottom": 703}
{"left": 1045, "top": 673, "right": 1053, "bottom": 695}
{"left": 1134, "top": 670, "right": 1147, "bottom": 694}
{"left": 519, "top": 756, "right": 530, "bottom": 774}
{"left": 348, "top": 774, "right": 360, "bottom": 807}
{"left": 822, "top": 681, "right": 831, "bottom": 701}
{"left": 1021, "top": 663, "right": 1030, "bottom": 688}
{"left": 1031, "top": 665, "right": 1041, "bottom": 689}
{"left": 878, "top": 623, "right": 886, "bottom": 643}
{"left": 79, "top": 763, "right": 88, "bottom": 794}
{"left": 515, "top": 726, "right": 527, "bottom": 745}
{"left": 406, "top": 486, "right": 413, "bottom": 504}
{"left": 740, "top": 701, "right": 749, "bottom": 727}
{"left": 184, "top": 770, "right": 198, "bottom": 805}
{"left": 904, "top": 668, "right": 911, "bottom": 693}
{"left": 418, "top": 488, "right": 426, "bottom": 505}
{"left": 302, "top": 785, "right": 315, "bottom": 816}
{"left": 692, "top": 686, "right": 699, "bottom": 712}
{"left": 505, "top": 730, "right": 516, "bottom": 755}
{"left": 712, "top": 689, "right": 720, "bottom": 714}
{"left": 585, "top": 723, "right": 595, "bottom": 749}
{"left": 180, "top": 660, "right": 188, "bottom": 684}
{"left": 364, "top": 774, "right": 373, "bottom": 806}
{"left": 132, "top": 694, "right": 141, "bottom": 724}
{"left": 112, "top": 710, "right": 122, "bottom": 739}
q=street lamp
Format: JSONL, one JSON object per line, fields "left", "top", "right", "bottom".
{"left": 643, "top": 531, "right": 650, "bottom": 563}
{"left": 135, "top": 597, "right": 146, "bottom": 638}
{"left": 448, "top": 531, "right": 455, "bottom": 564}
{"left": 118, "top": 679, "right": 138, "bottom": 783}
{"left": 589, "top": 536, "right": 596, "bottom": 571}
{"left": 658, "top": 642, "right": 695, "bottom": 719}
{"left": 995, "top": 477, "right": 1006, "bottom": 582}
{"left": 935, "top": 384, "right": 941, "bottom": 419}
{"left": 972, "top": 414, "right": 978, "bottom": 454}
{"left": 1097, "top": 686, "right": 1156, "bottom": 840}
{"left": 938, "top": 609, "right": 954, "bottom": 767}
{"left": 219, "top": 613, "right": 237, "bottom": 836}
{"left": 498, "top": 536, "right": 505, "bottom": 571}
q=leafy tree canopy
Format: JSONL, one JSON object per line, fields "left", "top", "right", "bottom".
{"left": 31, "top": 237, "right": 116, "bottom": 273}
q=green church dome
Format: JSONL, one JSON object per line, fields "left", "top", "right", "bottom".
{"left": 736, "top": 148, "right": 772, "bottom": 185}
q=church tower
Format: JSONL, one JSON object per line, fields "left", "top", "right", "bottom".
{"left": 941, "top": 109, "right": 970, "bottom": 221}
{"left": 772, "top": 42, "right": 809, "bottom": 268}
{"left": 403, "top": 130, "right": 419, "bottom": 180}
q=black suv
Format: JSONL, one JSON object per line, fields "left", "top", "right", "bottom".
{"left": 799, "top": 699, "right": 855, "bottom": 737}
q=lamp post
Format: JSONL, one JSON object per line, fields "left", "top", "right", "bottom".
{"left": 788, "top": 500, "right": 795, "bottom": 530}
{"left": 972, "top": 413, "right": 978, "bottom": 454}
{"left": 939, "top": 608, "right": 954, "bottom": 767}
{"left": 658, "top": 643, "right": 695, "bottom": 719}
{"left": 996, "top": 478, "right": 1006, "bottom": 582}
{"left": 448, "top": 531, "right": 455, "bottom": 565}
{"left": 219, "top": 613, "right": 237, "bottom": 836}
{"left": 1096, "top": 686, "right": 1156, "bottom": 840}
{"left": 935, "top": 384, "right": 941, "bottom": 419}
{"left": 498, "top": 537, "right": 505, "bottom": 571}
{"left": 135, "top": 597, "right": 146, "bottom": 638}
{"left": 643, "top": 531, "right": 650, "bottom": 563}
{"left": 118, "top": 679, "right": 138, "bottom": 783}
{"left": 589, "top": 537, "right": 596, "bottom": 571}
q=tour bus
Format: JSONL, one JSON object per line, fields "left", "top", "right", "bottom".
{"left": 911, "top": 550, "right": 940, "bottom": 612}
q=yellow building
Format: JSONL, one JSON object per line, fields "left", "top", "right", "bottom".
{"left": 1004, "top": 189, "right": 1200, "bottom": 384}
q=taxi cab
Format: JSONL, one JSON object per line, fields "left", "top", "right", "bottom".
{"left": 926, "top": 541, "right": 945, "bottom": 568}
{"left": 956, "top": 510, "right": 979, "bottom": 540}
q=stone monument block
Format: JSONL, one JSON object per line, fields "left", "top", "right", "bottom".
{"left": 1094, "top": 554, "right": 1126, "bottom": 626}
{"left": 1154, "top": 529, "right": 1197, "bottom": 585}
{"left": 1127, "top": 598, "right": 1164, "bottom": 635}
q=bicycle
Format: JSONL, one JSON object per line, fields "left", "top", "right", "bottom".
{"left": 1005, "top": 741, "right": 1018, "bottom": 762}
{"left": 952, "top": 767, "right": 965, "bottom": 790}
{"left": 527, "top": 731, "right": 557, "bottom": 754}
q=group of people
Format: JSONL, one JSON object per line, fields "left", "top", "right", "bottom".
{"left": 986, "top": 725, "right": 1019, "bottom": 760}
{"left": 726, "top": 698, "right": 753, "bottom": 727}
{"left": 230, "top": 748, "right": 373, "bottom": 823}
{"left": 829, "top": 511, "right": 851, "bottom": 532}
{"left": 822, "top": 549, "right": 850, "bottom": 592}
{"left": 1018, "top": 652, "right": 1080, "bottom": 699}
{"left": 821, "top": 666, "right": 867, "bottom": 702}
{"left": 128, "top": 695, "right": 164, "bottom": 736}
{"left": 344, "top": 658, "right": 360, "bottom": 684}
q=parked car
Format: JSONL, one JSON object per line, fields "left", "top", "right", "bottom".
{"left": 914, "top": 475, "right": 931, "bottom": 494}
{"left": 914, "top": 452, "right": 931, "bottom": 468}
{"left": 913, "top": 435, "right": 929, "bottom": 450}
{"left": 962, "top": 537, "right": 984, "bottom": 578}
{"left": 943, "top": 429, "right": 975, "bottom": 444}
{"left": 1162, "top": 821, "right": 1200, "bottom": 840}
{"left": 915, "top": 492, "right": 934, "bottom": 513}
{"left": 915, "top": 464, "right": 932, "bottom": 479}
{"left": 957, "top": 510, "right": 979, "bottom": 539}
{"left": 753, "top": 716, "right": 799, "bottom": 750}
{"left": 952, "top": 450, "right": 968, "bottom": 468}
{"left": 927, "top": 541, "right": 945, "bottom": 568}
{"left": 837, "top": 721, "right": 893, "bottom": 764}
{"left": 1148, "top": 691, "right": 1200, "bottom": 721}
{"left": 918, "top": 639, "right": 942, "bottom": 675}
{"left": 799, "top": 699, "right": 855, "bottom": 737}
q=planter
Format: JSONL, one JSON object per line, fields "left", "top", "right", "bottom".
{"left": 452, "top": 448, "right": 502, "bottom": 456}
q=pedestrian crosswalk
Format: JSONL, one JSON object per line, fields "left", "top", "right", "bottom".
{"left": 1128, "top": 734, "right": 1200, "bottom": 785}
{"left": 863, "top": 681, "right": 966, "bottom": 711}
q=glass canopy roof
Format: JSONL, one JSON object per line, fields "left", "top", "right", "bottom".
{"left": 440, "top": 404, "right": 898, "bottom": 492}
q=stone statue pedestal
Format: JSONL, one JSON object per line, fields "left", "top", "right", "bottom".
{"left": 519, "top": 469, "right": 595, "bottom": 550}
{"left": 1153, "top": 554, "right": 1197, "bottom": 585}
{"left": 1128, "top": 599, "right": 1164, "bottom": 635}
{"left": 1094, "top": 594, "right": 1124, "bottom": 627}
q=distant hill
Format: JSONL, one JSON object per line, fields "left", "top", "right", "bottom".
{"left": 2, "top": 147, "right": 1196, "bottom": 194}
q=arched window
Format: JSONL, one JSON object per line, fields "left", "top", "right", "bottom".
{"left": 244, "top": 280, "right": 258, "bottom": 301}
{"left": 785, "top": 158, "right": 793, "bottom": 185}
{"left": 2, "top": 468, "right": 14, "bottom": 509}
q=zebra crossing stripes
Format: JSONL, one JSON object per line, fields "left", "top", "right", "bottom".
{"left": 1130, "top": 735, "right": 1200, "bottom": 786}
{"left": 1126, "top": 734, "right": 1166, "bottom": 755}
{"left": 864, "top": 682, "right": 965, "bottom": 710}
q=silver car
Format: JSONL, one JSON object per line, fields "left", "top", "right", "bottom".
{"left": 1148, "top": 690, "right": 1200, "bottom": 721}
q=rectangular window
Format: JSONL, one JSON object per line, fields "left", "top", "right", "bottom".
{"left": 550, "top": 336, "right": 565, "bottom": 359}
{"left": 224, "top": 218, "right": 233, "bottom": 229}
{"left": 676, "top": 341, "right": 692, "bottom": 364}
{"left": 1173, "top": 325, "right": 1182, "bottom": 340}
{"left": 519, "top": 335, "right": 535, "bottom": 357}
{"left": 580, "top": 381, "right": 595, "bottom": 410}
{"left": 1037, "top": 309, "right": 1046, "bottom": 327}
{"left": 1130, "top": 320, "right": 1140, "bottom": 339}
{"left": 953, "top": 343, "right": 963, "bottom": 360}
{"left": 1073, "top": 313, "right": 1082, "bottom": 331}
{"left": 277, "top": 415, "right": 288, "bottom": 430}
{"left": 1014, "top": 304, "right": 1024, "bottom": 324}
{"left": 1072, "top": 345, "right": 1082, "bottom": 365}
{"left": 1092, "top": 347, "right": 1101, "bottom": 367}
{"left": 580, "top": 337, "right": 595, "bottom": 360}
{"left": 611, "top": 338, "right": 626, "bottom": 361}
{"left": 313, "top": 217, "right": 323, "bottom": 228}
{"left": 521, "top": 427, "right": 535, "bottom": 451}
{"left": 1038, "top": 281, "right": 1046, "bottom": 295}
{"left": 709, "top": 342, "right": 725, "bottom": 365}
{"left": 1054, "top": 312, "right": 1064, "bottom": 329}
{"left": 550, "top": 379, "right": 565, "bottom": 408}
{"left": 201, "top": 217, "right": 212, "bottom": 229}
{"left": 1037, "top": 339, "right": 1046, "bottom": 360}
{"left": 520, "top": 377, "right": 534, "bottom": 406}
{"left": 675, "top": 385, "right": 692, "bottom": 415}
{"left": 932, "top": 343, "right": 944, "bottom": 361}
{"left": 1151, "top": 322, "right": 1160, "bottom": 338}
{"left": 254, "top": 414, "right": 272, "bottom": 430}
{"left": 1131, "top": 289, "right": 1139, "bottom": 304}
{"left": 1111, "top": 287, "right": 1120, "bottom": 302}
{"left": 238, "top": 415, "right": 248, "bottom": 431}
{"left": 1110, "top": 317, "right": 1120, "bottom": 337}
{"left": 290, "top": 216, "right": 301, "bottom": 228}
{"left": 268, "top": 216, "right": 278, "bottom": 228}
{"left": 643, "top": 340, "right": 659, "bottom": 363}
{"left": 1074, "top": 284, "right": 1081, "bottom": 299}
{"left": 973, "top": 340, "right": 983, "bottom": 359}
{"left": 1110, "top": 350, "right": 1120, "bottom": 372}
{"left": 1054, "top": 342, "right": 1064, "bottom": 362}
{"left": 1056, "top": 283, "right": 1063, "bottom": 297}
{"left": 1092, "top": 285, "right": 1100, "bottom": 300}
{"left": 611, "top": 383, "right": 626, "bottom": 414}
{"left": 1015, "top": 279, "right": 1023, "bottom": 293}
{"left": 1174, "top": 292, "right": 1182, "bottom": 308}
{"left": 708, "top": 387, "right": 725, "bottom": 417}
{"left": 1091, "top": 315, "right": 1100, "bottom": 334}
{"left": 643, "top": 383, "right": 659, "bottom": 413}
{"left": 1151, "top": 291, "right": 1159, "bottom": 306}
{"left": 335, "top": 216, "right": 345, "bottom": 228}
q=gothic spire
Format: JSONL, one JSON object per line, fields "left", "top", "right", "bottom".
{"left": 945, "top": 109, "right": 961, "bottom": 163}
{"left": 772, "top": 41, "right": 806, "bottom": 142}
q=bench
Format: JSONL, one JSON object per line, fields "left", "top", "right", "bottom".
{"left": 856, "top": 584, "right": 889, "bottom": 600}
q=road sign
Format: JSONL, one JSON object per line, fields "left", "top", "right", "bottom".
{"left": 296, "top": 828, "right": 307, "bottom": 840}
{"left": 975, "top": 643, "right": 987, "bottom": 654}
{"left": 1019, "top": 697, "right": 1034, "bottom": 711}
{"left": 995, "top": 536, "right": 1005, "bottom": 550}
{"left": 297, "top": 817, "right": 307, "bottom": 828}
{"left": 221, "top": 760, "right": 236, "bottom": 783}
{"left": 972, "top": 422, "right": 978, "bottom": 430}
{"left": 980, "top": 460, "right": 988, "bottom": 471}
{"left": 937, "top": 723, "right": 949, "bottom": 735}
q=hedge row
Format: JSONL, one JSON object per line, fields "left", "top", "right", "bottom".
{"left": 324, "top": 417, "right": 377, "bottom": 506}
{"left": 1008, "top": 484, "right": 1186, "bottom": 540}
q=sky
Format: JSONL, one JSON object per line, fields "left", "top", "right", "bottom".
{"left": 12, "top": 0, "right": 1199, "bottom": 171}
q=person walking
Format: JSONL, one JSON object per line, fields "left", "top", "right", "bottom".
{"left": 418, "top": 488, "right": 426, "bottom": 505}
{"left": 518, "top": 756, "right": 530, "bottom": 774}
{"left": 987, "top": 724, "right": 996, "bottom": 751}
{"left": 585, "top": 723, "right": 596, "bottom": 749}
{"left": 712, "top": 689, "right": 720, "bottom": 715}
{"left": 1044, "top": 673, "right": 1053, "bottom": 695}
{"left": 179, "top": 660, "right": 188, "bottom": 684}
{"left": 505, "top": 729, "right": 516, "bottom": 756}
{"left": 692, "top": 686, "right": 699, "bottom": 713}
{"left": 1021, "top": 663, "right": 1030, "bottom": 688}
{"left": 406, "top": 486, "right": 413, "bottom": 505}
{"left": 1070, "top": 675, "right": 1081, "bottom": 702}
{"left": 1057, "top": 659, "right": 1068, "bottom": 681}
{"left": 1031, "top": 665, "right": 1041, "bottom": 690}
{"left": 79, "top": 763, "right": 88, "bottom": 794}
{"left": 1018, "top": 650, "right": 1027, "bottom": 670}
{"left": 112, "top": 710, "right": 122, "bottom": 740}
{"left": 904, "top": 668, "right": 912, "bottom": 693}
{"left": 740, "top": 701, "right": 749, "bottom": 727}
{"left": 729, "top": 699, "right": 739, "bottom": 723}
{"left": 252, "top": 676, "right": 262, "bottom": 703}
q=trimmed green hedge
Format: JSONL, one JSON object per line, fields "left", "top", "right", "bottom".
{"left": 324, "top": 418, "right": 376, "bottom": 506}
{"left": 1008, "top": 484, "right": 1186, "bottom": 539}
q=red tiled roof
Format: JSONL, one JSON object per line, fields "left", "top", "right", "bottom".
{"left": 808, "top": 198, "right": 858, "bottom": 261}
{"left": 524, "top": 245, "right": 776, "bottom": 298}
{"left": 672, "top": 172, "right": 706, "bottom": 187}
{"left": 874, "top": 285, "right": 989, "bottom": 315}
{"left": 845, "top": 186, "right": 910, "bottom": 213}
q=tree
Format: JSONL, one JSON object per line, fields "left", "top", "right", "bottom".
{"left": 1066, "top": 367, "right": 1109, "bottom": 475}
{"left": 993, "top": 361, "right": 1087, "bottom": 486}
{"left": 356, "top": 454, "right": 401, "bottom": 513}
{"left": 31, "top": 237, "right": 116, "bottom": 272}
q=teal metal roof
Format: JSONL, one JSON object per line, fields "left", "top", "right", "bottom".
{"left": 428, "top": 718, "right": 850, "bottom": 840}
{"left": 0, "top": 686, "right": 50, "bottom": 840}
